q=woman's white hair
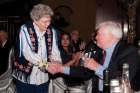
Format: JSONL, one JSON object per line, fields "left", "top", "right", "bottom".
{"left": 96, "top": 21, "right": 123, "bottom": 39}
{"left": 30, "top": 4, "right": 54, "bottom": 21}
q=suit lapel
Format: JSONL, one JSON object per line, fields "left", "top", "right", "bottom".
{"left": 108, "top": 41, "right": 122, "bottom": 69}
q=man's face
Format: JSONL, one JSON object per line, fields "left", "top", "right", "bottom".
{"left": 34, "top": 15, "right": 51, "bottom": 32}
{"left": 71, "top": 30, "right": 79, "bottom": 41}
{"left": 0, "top": 31, "right": 7, "bottom": 42}
{"left": 95, "top": 27, "right": 112, "bottom": 49}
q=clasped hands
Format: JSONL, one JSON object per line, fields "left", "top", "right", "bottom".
{"left": 38, "top": 55, "right": 100, "bottom": 75}
{"left": 46, "top": 58, "right": 100, "bottom": 75}
{"left": 38, "top": 59, "right": 64, "bottom": 74}
{"left": 38, "top": 60, "right": 49, "bottom": 72}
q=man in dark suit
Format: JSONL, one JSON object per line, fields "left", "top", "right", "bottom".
{"left": 83, "top": 21, "right": 140, "bottom": 92}
{"left": 0, "top": 28, "right": 12, "bottom": 75}
{"left": 47, "top": 21, "right": 140, "bottom": 93}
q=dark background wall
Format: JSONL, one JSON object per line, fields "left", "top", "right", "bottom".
{"left": 42, "top": 0, "right": 122, "bottom": 41}
{"left": 96, "top": 0, "right": 122, "bottom": 25}
{"left": 42, "top": 0, "right": 96, "bottom": 41}
{"left": 0, "top": 0, "right": 40, "bottom": 15}
{"left": 0, "top": 0, "right": 139, "bottom": 42}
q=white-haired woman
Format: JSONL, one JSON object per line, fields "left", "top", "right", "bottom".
{"left": 12, "top": 4, "right": 62, "bottom": 93}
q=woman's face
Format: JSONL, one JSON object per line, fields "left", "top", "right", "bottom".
{"left": 61, "top": 34, "right": 70, "bottom": 47}
{"left": 34, "top": 15, "right": 51, "bottom": 31}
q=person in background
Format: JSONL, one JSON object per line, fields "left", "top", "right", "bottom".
{"left": 59, "top": 32, "right": 87, "bottom": 93}
{"left": 70, "top": 29, "right": 86, "bottom": 52}
{"left": 59, "top": 32, "right": 81, "bottom": 66}
{"left": 12, "top": 4, "right": 62, "bottom": 93}
{"left": 47, "top": 21, "right": 140, "bottom": 93}
{"left": 0, "top": 28, "right": 12, "bottom": 75}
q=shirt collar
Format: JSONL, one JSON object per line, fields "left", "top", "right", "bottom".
{"left": 105, "top": 42, "right": 118, "bottom": 55}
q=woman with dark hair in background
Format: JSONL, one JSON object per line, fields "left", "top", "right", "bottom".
{"left": 57, "top": 32, "right": 90, "bottom": 93}
{"left": 59, "top": 32, "right": 80, "bottom": 66}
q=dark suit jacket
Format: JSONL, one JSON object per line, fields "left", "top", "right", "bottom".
{"left": 69, "top": 41, "right": 140, "bottom": 92}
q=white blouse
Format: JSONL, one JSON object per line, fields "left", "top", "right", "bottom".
{"left": 19, "top": 23, "right": 61, "bottom": 85}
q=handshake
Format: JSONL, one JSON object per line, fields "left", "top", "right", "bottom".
{"left": 38, "top": 60, "right": 64, "bottom": 74}
{"left": 37, "top": 54, "right": 99, "bottom": 75}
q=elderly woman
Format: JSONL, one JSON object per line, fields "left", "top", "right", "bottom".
{"left": 12, "top": 4, "right": 62, "bottom": 93}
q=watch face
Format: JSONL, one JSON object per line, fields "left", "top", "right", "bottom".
{"left": 53, "top": 5, "right": 73, "bottom": 28}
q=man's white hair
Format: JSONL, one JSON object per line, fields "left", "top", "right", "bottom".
{"left": 96, "top": 21, "right": 123, "bottom": 39}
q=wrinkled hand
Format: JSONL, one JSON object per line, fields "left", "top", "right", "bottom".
{"left": 47, "top": 62, "right": 64, "bottom": 74}
{"left": 84, "top": 58, "right": 100, "bottom": 71}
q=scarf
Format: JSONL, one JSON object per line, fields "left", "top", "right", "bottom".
{"left": 13, "top": 21, "right": 53, "bottom": 83}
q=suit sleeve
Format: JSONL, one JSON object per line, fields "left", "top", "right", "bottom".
{"left": 69, "top": 66, "right": 95, "bottom": 80}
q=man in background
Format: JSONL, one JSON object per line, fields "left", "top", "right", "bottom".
{"left": 0, "top": 28, "right": 12, "bottom": 75}
{"left": 70, "top": 29, "right": 86, "bottom": 52}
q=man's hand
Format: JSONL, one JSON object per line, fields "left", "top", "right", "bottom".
{"left": 84, "top": 58, "right": 100, "bottom": 71}
{"left": 47, "top": 62, "right": 64, "bottom": 74}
